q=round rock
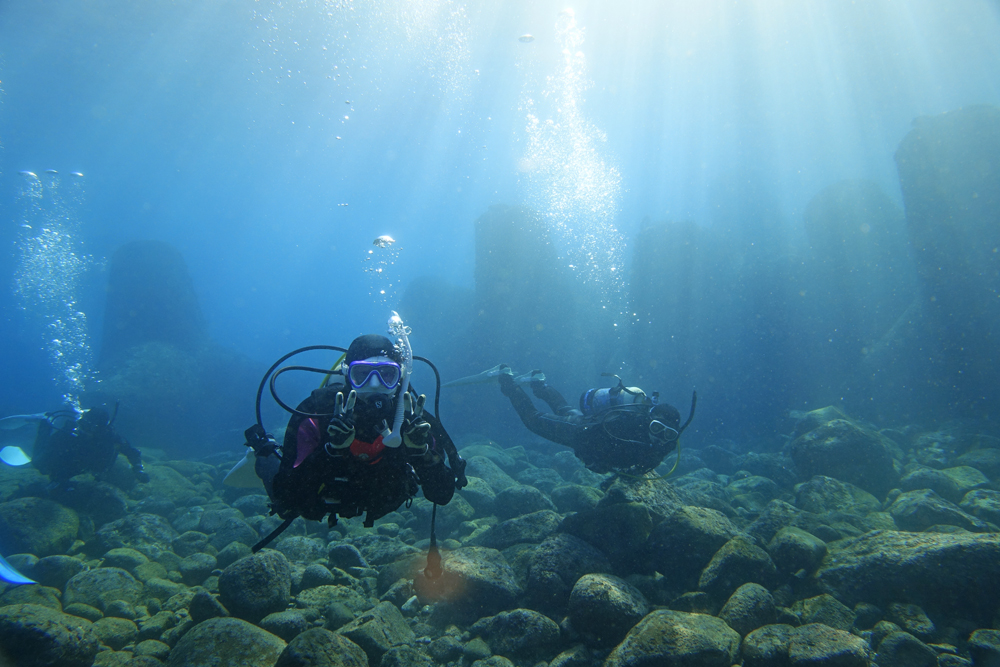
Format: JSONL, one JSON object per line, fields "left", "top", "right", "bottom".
{"left": 0, "top": 603, "right": 100, "bottom": 667}
{"left": 218, "top": 550, "right": 292, "bottom": 624}
{"left": 568, "top": 574, "right": 649, "bottom": 646}
{"left": 605, "top": 609, "right": 740, "bottom": 667}
{"left": 274, "top": 627, "right": 369, "bottom": 667}
{"left": 166, "top": 616, "right": 286, "bottom": 667}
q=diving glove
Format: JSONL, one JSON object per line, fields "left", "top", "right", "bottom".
{"left": 497, "top": 364, "right": 517, "bottom": 397}
{"left": 133, "top": 465, "right": 150, "bottom": 484}
{"left": 402, "top": 392, "right": 431, "bottom": 452}
{"left": 451, "top": 456, "right": 468, "bottom": 489}
{"left": 326, "top": 390, "right": 357, "bottom": 451}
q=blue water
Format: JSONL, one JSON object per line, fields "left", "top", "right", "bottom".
{"left": 1, "top": 0, "right": 1000, "bottom": 443}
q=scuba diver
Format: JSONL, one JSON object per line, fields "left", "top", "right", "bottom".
{"left": 495, "top": 367, "right": 695, "bottom": 476}
{"left": 0, "top": 404, "right": 149, "bottom": 487}
{"left": 233, "top": 313, "right": 468, "bottom": 553}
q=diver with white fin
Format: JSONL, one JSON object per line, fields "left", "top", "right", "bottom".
{"left": 493, "top": 367, "right": 696, "bottom": 477}
{"left": 229, "top": 312, "right": 467, "bottom": 557}
{"left": 0, "top": 403, "right": 148, "bottom": 488}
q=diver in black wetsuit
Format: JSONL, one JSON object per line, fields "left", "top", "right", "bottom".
{"left": 498, "top": 368, "right": 692, "bottom": 475}
{"left": 32, "top": 406, "right": 149, "bottom": 486}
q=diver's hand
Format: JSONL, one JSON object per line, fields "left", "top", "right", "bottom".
{"left": 451, "top": 456, "right": 468, "bottom": 489}
{"left": 325, "top": 390, "right": 357, "bottom": 450}
{"left": 133, "top": 465, "right": 150, "bottom": 484}
{"left": 402, "top": 392, "right": 431, "bottom": 451}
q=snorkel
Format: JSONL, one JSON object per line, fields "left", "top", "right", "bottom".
{"left": 382, "top": 310, "right": 412, "bottom": 448}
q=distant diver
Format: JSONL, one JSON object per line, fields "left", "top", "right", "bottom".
{"left": 0, "top": 404, "right": 148, "bottom": 487}
{"left": 230, "top": 312, "right": 467, "bottom": 578}
{"left": 494, "top": 367, "right": 696, "bottom": 477}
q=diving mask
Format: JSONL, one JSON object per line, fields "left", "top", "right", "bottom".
{"left": 348, "top": 357, "right": 402, "bottom": 392}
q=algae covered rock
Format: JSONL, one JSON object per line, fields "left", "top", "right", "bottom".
{"left": 218, "top": 550, "right": 292, "bottom": 624}
{"left": 0, "top": 603, "right": 100, "bottom": 667}
{"left": 166, "top": 616, "right": 286, "bottom": 667}
{"left": 412, "top": 546, "right": 522, "bottom": 623}
{"left": 698, "top": 536, "right": 777, "bottom": 599}
{"left": 472, "top": 509, "right": 561, "bottom": 550}
{"left": 717, "top": 583, "right": 776, "bottom": 637}
{"left": 275, "top": 627, "right": 369, "bottom": 667}
{"left": 0, "top": 497, "right": 79, "bottom": 557}
{"left": 493, "top": 484, "right": 556, "bottom": 520}
{"left": 567, "top": 574, "right": 649, "bottom": 646}
{"left": 604, "top": 610, "right": 740, "bottom": 667}
{"left": 64, "top": 567, "right": 142, "bottom": 612}
{"left": 874, "top": 631, "right": 937, "bottom": 667}
{"left": 741, "top": 623, "right": 795, "bottom": 667}
{"left": 793, "top": 475, "right": 881, "bottom": 515}
{"left": 561, "top": 501, "right": 654, "bottom": 570}
{"left": 788, "top": 417, "right": 898, "bottom": 496}
{"left": 787, "top": 623, "right": 870, "bottom": 666}
{"left": 814, "top": 530, "right": 1000, "bottom": 618}
{"left": 337, "top": 601, "right": 415, "bottom": 664}
{"left": 524, "top": 533, "right": 612, "bottom": 613}
{"left": 471, "top": 608, "right": 561, "bottom": 659}
{"left": 645, "top": 504, "right": 743, "bottom": 586}
{"left": 888, "top": 489, "right": 992, "bottom": 532}
{"left": 767, "top": 526, "right": 827, "bottom": 576}
{"left": 96, "top": 513, "right": 179, "bottom": 560}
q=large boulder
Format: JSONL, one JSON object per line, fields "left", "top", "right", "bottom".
{"left": 793, "top": 475, "right": 881, "bottom": 515}
{"left": 887, "top": 489, "right": 992, "bottom": 532}
{"left": 166, "top": 616, "right": 286, "bottom": 667}
{"left": 0, "top": 497, "right": 79, "bottom": 557}
{"left": 900, "top": 466, "right": 990, "bottom": 504}
{"left": 561, "top": 501, "right": 654, "bottom": 571}
{"left": 218, "top": 551, "right": 293, "bottom": 624}
{"left": 814, "top": 530, "right": 1000, "bottom": 620}
{"left": 604, "top": 610, "right": 740, "bottom": 667}
{"left": 275, "top": 628, "right": 369, "bottom": 667}
{"left": 523, "top": 533, "right": 612, "bottom": 613}
{"left": 492, "top": 484, "right": 556, "bottom": 520}
{"left": 470, "top": 608, "right": 561, "bottom": 660}
{"left": 412, "top": 547, "right": 522, "bottom": 623}
{"left": 0, "top": 603, "right": 100, "bottom": 667}
{"left": 698, "top": 536, "right": 777, "bottom": 600}
{"left": 644, "top": 505, "right": 743, "bottom": 586}
{"left": 567, "top": 574, "right": 649, "bottom": 646}
{"left": 788, "top": 417, "right": 898, "bottom": 496}
{"left": 337, "top": 601, "right": 414, "bottom": 664}
{"left": 63, "top": 567, "right": 142, "bottom": 612}
{"left": 717, "top": 583, "right": 776, "bottom": 637}
{"left": 472, "top": 510, "right": 561, "bottom": 550}
{"left": 96, "top": 513, "right": 179, "bottom": 560}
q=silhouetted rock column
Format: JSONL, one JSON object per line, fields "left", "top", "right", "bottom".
{"left": 99, "top": 240, "right": 207, "bottom": 368}
{"left": 895, "top": 105, "right": 1000, "bottom": 412}
{"left": 467, "top": 205, "right": 616, "bottom": 397}
{"left": 800, "top": 180, "right": 918, "bottom": 407}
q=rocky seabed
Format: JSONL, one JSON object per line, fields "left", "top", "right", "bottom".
{"left": 2, "top": 406, "right": 1000, "bottom": 667}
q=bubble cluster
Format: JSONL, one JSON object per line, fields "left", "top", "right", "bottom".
{"left": 13, "top": 171, "right": 97, "bottom": 403}
{"left": 362, "top": 238, "right": 402, "bottom": 308}
{"left": 519, "top": 10, "right": 625, "bottom": 307}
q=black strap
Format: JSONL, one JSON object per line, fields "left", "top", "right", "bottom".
{"left": 424, "top": 503, "right": 442, "bottom": 579}
{"left": 252, "top": 516, "right": 296, "bottom": 553}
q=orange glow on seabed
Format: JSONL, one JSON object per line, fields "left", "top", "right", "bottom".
{"left": 410, "top": 550, "right": 468, "bottom": 603}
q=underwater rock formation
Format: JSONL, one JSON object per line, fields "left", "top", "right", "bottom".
{"left": 90, "top": 240, "right": 258, "bottom": 455}
{"left": 99, "top": 240, "right": 207, "bottom": 369}
{"left": 800, "top": 180, "right": 918, "bottom": 407}
{"left": 896, "top": 105, "right": 1000, "bottom": 413}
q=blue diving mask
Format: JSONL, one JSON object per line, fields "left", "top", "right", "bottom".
{"left": 348, "top": 357, "right": 402, "bottom": 392}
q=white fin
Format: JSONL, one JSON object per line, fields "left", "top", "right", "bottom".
{"left": 0, "top": 446, "right": 31, "bottom": 467}
{"left": 223, "top": 450, "right": 265, "bottom": 489}
{"left": 0, "top": 414, "right": 48, "bottom": 430}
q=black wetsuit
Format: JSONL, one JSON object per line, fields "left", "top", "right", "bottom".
{"left": 270, "top": 383, "right": 461, "bottom": 525}
{"left": 32, "top": 414, "right": 143, "bottom": 484}
{"left": 502, "top": 380, "right": 680, "bottom": 474}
